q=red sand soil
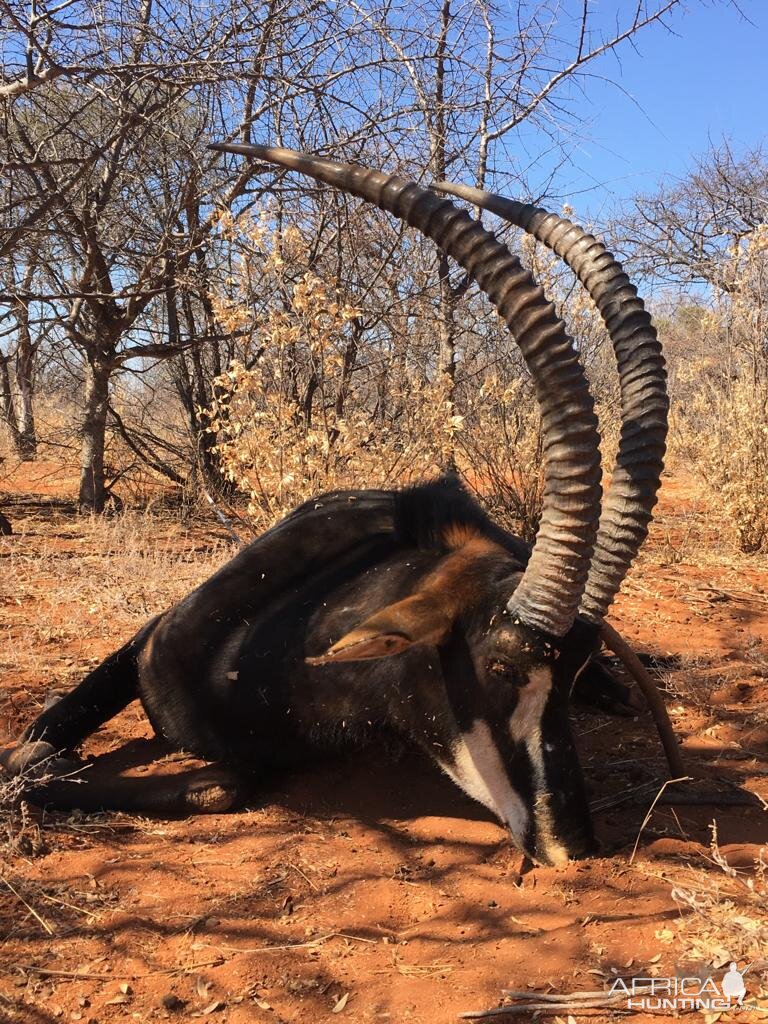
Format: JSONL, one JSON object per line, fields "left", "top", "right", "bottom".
{"left": 1, "top": 467, "right": 767, "bottom": 1023}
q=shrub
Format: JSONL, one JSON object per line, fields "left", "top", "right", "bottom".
{"left": 674, "top": 366, "right": 768, "bottom": 553}
{"left": 205, "top": 209, "right": 620, "bottom": 541}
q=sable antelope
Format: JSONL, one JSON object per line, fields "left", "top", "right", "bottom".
{"left": 1, "top": 147, "right": 678, "bottom": 866}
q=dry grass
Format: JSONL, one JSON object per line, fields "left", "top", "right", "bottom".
{"left": 0, "top": 505, "right": 234, "bottom": 861}
{"left": 0, "top": 508, "right": 232, "bottom": 698}
{"left": 672, "top": 373, "right": 768, "bottom": 554}
{"left": 635, "top": 832, "right": 768, "bottom": 987}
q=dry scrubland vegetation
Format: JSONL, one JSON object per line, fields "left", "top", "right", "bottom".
{"left": 2, "top": 0, "right": 768, "bottom": 1019}
{"left": 4, "top": 182, "right": 768, "bottom": 551}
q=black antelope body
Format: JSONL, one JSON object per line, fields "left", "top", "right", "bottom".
{"left": 1, "top": 147, "right": 670, "bottom": 866}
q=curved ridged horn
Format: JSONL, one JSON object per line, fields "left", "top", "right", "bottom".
{"left": 210, "top": 143, "right": 601, "bottom": 638}
{"left": 434, "top": 182, "right": 668, "bottom": 623}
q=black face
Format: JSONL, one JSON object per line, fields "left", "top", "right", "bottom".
{"left": 304, "top": 548, "right": 599, "bottom": 867}
{"left": 431, "top": 582, "right": 599, "bottom": 865}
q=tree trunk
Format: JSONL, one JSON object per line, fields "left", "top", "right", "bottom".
{"left": 0, "top": 353, "right": 24, "bottom": 456}
{"left": 174, "top": 288, "right": 234, "bottom": 496}
{"left": 79, "top": 358, "right": 112, "bottom": 512}
{"left": 15, "top": 319, "right": 37, "bottom": 459}
{"left": 1, "top": 277, "right": 39, "bottom": 459}
{"left": 433, "top": 0, "right": 457, "bottom": 469}
{"left": 437, "top": 253, "right": 458, "bottom": 389}
{"left": 437, "top": 253, "right": 459, "bottom": 469}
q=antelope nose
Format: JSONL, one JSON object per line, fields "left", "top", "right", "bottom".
{"left": 551, "top": 834, "right": 599, "bottom": 863}
{"left": 528, "top": 827, "right": 599, "bottom": 866}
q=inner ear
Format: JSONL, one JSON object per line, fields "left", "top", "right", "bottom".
{"left": 306, "top": 593, "right": 453, "bottom": 665}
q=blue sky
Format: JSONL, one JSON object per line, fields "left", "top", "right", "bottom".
{"left": 531, "top": 1, "right": 766, "bottom": 214}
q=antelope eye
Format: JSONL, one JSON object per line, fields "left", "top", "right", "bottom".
{"left": 487, "top": 658, "right": 513, "bottom": 677}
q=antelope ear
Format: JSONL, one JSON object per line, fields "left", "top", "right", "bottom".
{"left": 306, "top": 594, "right": 453, "bottom": 665}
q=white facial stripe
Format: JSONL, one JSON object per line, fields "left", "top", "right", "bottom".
{"left": 508, "top": 666, "right": 569, "bottom": 866}
{"left": 437, "top": 739, "right": 497, "bottom": 814}
{"left": 437, "top": 720, "right": 529, "bottom": 841}
{"left": 509, "top": 666, "right": 552, "bottom": 745}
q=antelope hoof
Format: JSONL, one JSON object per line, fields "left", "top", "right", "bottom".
{"left": 184, "top": 777, "right": 242, "bottom": 813}
{"left": 0, "top": 740, "right": 59, "bottom": 777}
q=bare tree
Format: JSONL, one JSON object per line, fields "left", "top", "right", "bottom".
{"left": 334, "top": 0, "right": 686, "bottom": 456}
{"left": 1, "top": 0, "right": 392, "bottom": 508}
{"left": 0, "top": 0, "right": 727, "bottom": 509}
{"left": 617, "top": 140, "right": 768, "bottom": 292}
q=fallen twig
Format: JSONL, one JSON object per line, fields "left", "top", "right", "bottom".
{"left": 590, "top": 781, "right": 660, "bottom": 812}
{"left": 501, "top": 988, "right": 625, "bottom": 1001}
{"left": 591, "top": 780, "right": 762, "bottom": 813}
{"left": 459, "top": 981, "right": 768, "bottom": 1020}
{"left": 630, "top": 776, "right": 691, "bottom": 864}
{"left": 7, "top": 957, "right": 225, "bottom": 981}
{"left": 207, "top": 930, "right": 378, "bottom": 954}
{"left": 0, "top": 876, "right": 55, "bottom": 935}
{"left": 459, "top": 999, "right": 629, "bottom": 1019}
{"left": 289, "top": 861, "right": 320, "bottom": 892}
{"left": 660, "top": 787, "right": 766, "bottom": 807}
{"left": 8, "top": 967, "right": 112, "bottom": 981}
